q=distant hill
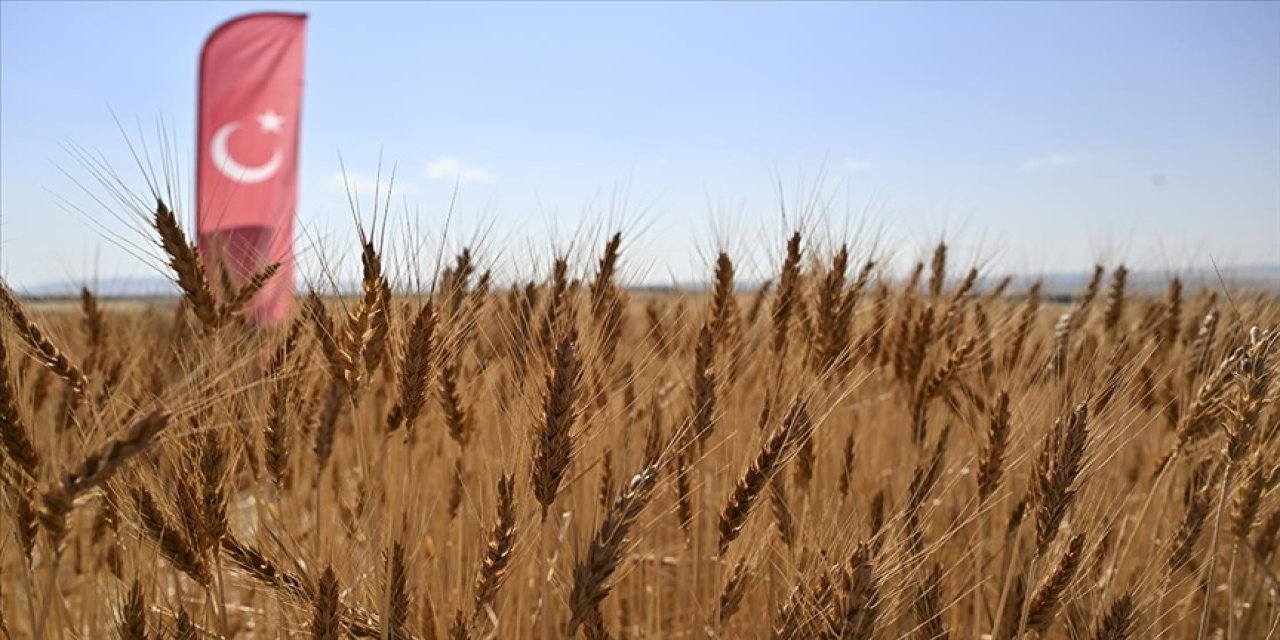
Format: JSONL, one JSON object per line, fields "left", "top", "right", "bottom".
{"left": 646, "top": 264, "right": 1280, "bottom": 297}
{"left": 1012, "top": 264, "right": 1280, "bottom": 298}
{"left": 11, "top": 264, "right": 1280, "bottom": 300}
{"left": 18, "top": 276, "right": 178, "bottom": 300}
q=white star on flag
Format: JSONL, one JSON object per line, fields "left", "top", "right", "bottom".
{"left": 257, "top": 109, "right": 285, "bottom": 134}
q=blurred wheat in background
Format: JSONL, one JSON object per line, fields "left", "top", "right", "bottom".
{"left": 0, "top": 198, "right": 1278, "bottom": 639}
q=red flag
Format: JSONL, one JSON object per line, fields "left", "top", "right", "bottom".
{"left": 197, "top": 12, "right": 306, "bottom": 324}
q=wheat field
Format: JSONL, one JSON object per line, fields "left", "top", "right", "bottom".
{"left": 0, "top": 201, "right": 1277, "bottom": 639}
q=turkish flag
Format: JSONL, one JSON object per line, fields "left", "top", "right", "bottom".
{"left": 197, "top": 13, "right": 306, "bottom": 325}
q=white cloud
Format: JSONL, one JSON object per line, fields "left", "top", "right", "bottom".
{"left": 425, "top": 157, "right": 494, "bottom": 184}
{"left": 843, "top": 158, "right": 872, "bottom": 172}
{"left": 326, "top": 171, "right": 418, "bottom": 195}
{"left": 1022, "top": 153, "right": 1082, "bottom": 171}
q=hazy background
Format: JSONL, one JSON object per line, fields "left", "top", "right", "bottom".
{"left": 2, "top": 1, "right": 1278, "bottom": 292}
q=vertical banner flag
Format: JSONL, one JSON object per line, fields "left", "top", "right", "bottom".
{"left": 197, "top": 13, "right": 307, "bottom": 324}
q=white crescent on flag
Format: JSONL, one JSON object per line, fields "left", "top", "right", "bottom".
{"left": 209, "top": 114, "right": 284, "bottom": 184}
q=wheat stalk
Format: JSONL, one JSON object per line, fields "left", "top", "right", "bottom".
{"left": 532, "top": 333, "right": 581, "bottom": 520}
{"left": 565, "top": 461, "right": 660, "bottom": 637}
{"left": 718, "top": 398, "right": 804, "bottom": 556}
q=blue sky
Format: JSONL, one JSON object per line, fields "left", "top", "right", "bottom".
{"left": 2, "top": 1, "right": 1278, "bottom": 289}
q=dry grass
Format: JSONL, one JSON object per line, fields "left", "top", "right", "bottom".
{"left": 1, "top": 203, "right": 1278, "bottom": 639}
